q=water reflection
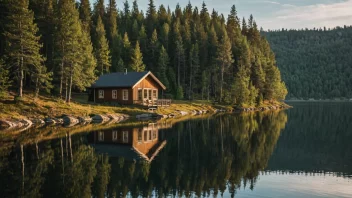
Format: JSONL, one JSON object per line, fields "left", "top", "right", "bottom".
{"left": 267, "top": 102, "right": 352, "bottom": 177}
{"left": 2, "top": 105, "right": 352, "bottom": 197}
{"left": 0, "top": 111, "right": 290, "bottom": 197}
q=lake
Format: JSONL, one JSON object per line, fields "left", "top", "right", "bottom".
{"left": 0, "top": 102, "right": 351, "bottom": 197}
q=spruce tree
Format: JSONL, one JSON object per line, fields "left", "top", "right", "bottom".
{"left": 95, "top": 15, "right": 111, "bottom": 75}
{"left": 122, "top": 32, "right": 132, "bottom": 68}
{"left": 157, "top": 46, "right": 170, "bottom": 89}
{"left": 106, "top": 0, "right": 118, "bottom": 74}
{"left": 0, "top": 59, "right": 11, "bottom": 98}
{"left": 130, "top": 41, "right": 145, "bottom": 72}
{"left": 79, "top": 0, "right": 91, "bottom": 33}
{"left": 189, "top": 43, "right": 200, "bottom": 100}
{"left": 217, "top": 26, "right": 234, "bottom": 102}
{"left": 4, "top": 0, "right": 47, "bottom": 98}
{"left": 148, "top": 29, "right": 159, "bottom": 71}
{"left": 146, "top": 0, "right": 157, "bottom": 36}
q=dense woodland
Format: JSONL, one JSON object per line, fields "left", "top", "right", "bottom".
{"left": 264, "top": 27, "right": 352, "bottom": 99}
{"left": 0, "top": 0, "right": 287, "bottom": 105}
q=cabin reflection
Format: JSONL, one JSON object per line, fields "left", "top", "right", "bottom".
{"left": 88, "top": 123, "right": 171, "bottom": 162}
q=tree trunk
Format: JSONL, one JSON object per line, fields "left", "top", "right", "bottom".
{"left": 189, "top": 56, "right": 192, "bottom": 100}
{"left": 59, "top": 61, "right": 64, "bottom": 98}
{"left": 67, "top": 63, "right": 73, "bottom": 103}
{"left": 65, "top": 77, "right": 68, "bottom": 102}
{"left": 220, "top": 64, "right": 224, "bottom": 103}
{"left": 59, "top": 43, "right": 64, "bottom": 98}
{"left": 177, "top": 51, "right": 180, "bottom": 86}
{"left": 34, "top": 77, "right": 39, "bottom": 99}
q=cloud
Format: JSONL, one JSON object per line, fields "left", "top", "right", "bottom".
{"left": 259, "top": 0, "right": 352, "bottom": 29}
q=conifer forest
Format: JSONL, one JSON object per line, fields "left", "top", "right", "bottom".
{"left": 0, "top": 0, "right": 288, "bottom": 105}
{"left": 264, "top": 27, "right": 352, "bottom": 99}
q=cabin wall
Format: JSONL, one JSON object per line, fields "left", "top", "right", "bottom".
{"left": 94, "top": 87, "right": 133, "bottom": 104}
{"left": 132, "top": 127, "right": 159, "bottom": 156}
{"left": 133, "top": 76, "right": 162, "bottom": 101}
{"left": 92, "top": 129, "right": 133, "bottom": 144}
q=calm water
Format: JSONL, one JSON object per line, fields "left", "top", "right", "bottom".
{"left": 0, "top": 102, "right": 352, "bottom": 197}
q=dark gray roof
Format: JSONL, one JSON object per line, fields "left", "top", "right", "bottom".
{"left": 91, "top": 71, "right": 149, "bottom": 88}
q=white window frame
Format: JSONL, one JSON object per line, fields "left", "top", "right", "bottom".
{"left": 138, "top": 129, "right": 143, "bottom": 143}
{"left": 122, "top": 89, "right": 129, "bottom": 101}
{"left": 98, "top": 90, "right": 104, "bottom": 99}
{"left": 122, "top": 131, "right": 129, "bottom": 143}
{"left": 138, "top": 88, "right": 143, "bottom": 101}
{"left": 152, "top": 89, "right": 158, "bottom": 100}
{"left": 98, "top": 132, "right": 104, "bottom": 142}
{"left": 112, "top": 130, "right": 118, "bottom": 141}
{"left": 112, "top": 90, "right": 117, "bottom": 99}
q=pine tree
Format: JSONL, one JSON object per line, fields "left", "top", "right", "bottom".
{"left": 157, "top": 46, "right": 170, "bottom": 89}
{"left": 122, "top": 32, "right": 132, "bottom": 68}
{"left": 146, "top": 0, "right": 157, "bottom": 36}
{"left": 79, "top": 0, "right": 91, "bottom": 33}
{"left": 130, "top": 41, "right": 145, "bottom": 72}
{"left": 4, "top": 0, "right": 47, "bottom": 98}
{"left": 217, "top": 26, "right": 234, "bottom": 102}
{"left": 95, "top": 15, "right": 111, "bottom": 75}
{"left": 106, "top": 0, "right": 119, "bottom": 73}
{"left": 0, "top": 59, "right": 11, "bottom": 98}
{"left": 148, "top": 29, "right": 159, "bottom": 71}
{"left": 56, "top": 0, "right": 90, "bottom": 102}
{"left": 188, "top": 44, "right": 200, "bottom": 100}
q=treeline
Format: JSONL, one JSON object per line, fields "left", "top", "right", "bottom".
{"left": 263, "top": 26, "right": 352, "bottom": 99}
{"left": 0, "top": 0, "right": 287, "bottom": 105}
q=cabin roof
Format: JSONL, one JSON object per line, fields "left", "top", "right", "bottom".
{"left": 90, "top": 71, "right": 166, "bottom": 90}
{"left": 91, "top": 140, "right": 167, "bottom": 163}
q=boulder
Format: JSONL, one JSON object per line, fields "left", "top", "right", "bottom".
{"left": 107, "top": 114, "right": 122, "bottom": 121}
{"left": 63, "top": 116, "right": 79, "bottom": 127}
{"left": 92, "top": 114, "right": 110, "bottom": 123}
{"left": 44, "top": 117, "right": 57, "bottom": 125}
{"left": 78, "top": 116, "right": 93, "bottom": 124}
{"left": 31, "top": 118, "right": 45, "bottom": 125}
{"left": 136, "top": 114, "right": 153, "bottom": 119}
{"left": 0, "top": 119, "right": 16, "bottom": 129}
{"left": 178, "top": 111, "right": 188, "bottom": 116}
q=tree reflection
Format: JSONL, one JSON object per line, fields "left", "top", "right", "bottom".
{"left": 0, "top": 111, "right": 288, "bottom": 197}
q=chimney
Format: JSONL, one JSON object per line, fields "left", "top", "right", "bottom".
{"left": 124, "top": 68, "right": 128, "bottom": 75}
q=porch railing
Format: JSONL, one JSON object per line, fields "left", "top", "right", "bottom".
{"left": 134, "top": 99, "right": 172, "bottom": 107}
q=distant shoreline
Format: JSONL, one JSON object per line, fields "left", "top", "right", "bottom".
{"left": 285, "top": 99, "right": 352, "bottom": 102}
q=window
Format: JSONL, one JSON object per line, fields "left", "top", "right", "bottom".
{"left": 149, "top": 130, "right": 152, "bottom": 140}
{"left": 138, "top": 89, "right": 143, "bottom": 100}
{"left": 98, "top": 90, "right": 104, "bottom": 99}
{"left": 122, "top": 90, "right": 128, "bottom": 101}
{"left": 152, "top": 130, "right": 157, "bottom": 140}
{"left": 122, "top": 131, "right": 129, "bottom": 143}
{"left": 138, "top": 129, "right": 143, "bottom": 143}
{"left": 144, "top": 130, "right": 148, "bottom": 141}
{"left": 98, "top": 132, "right": 104, "bottom": 141}
{"left": 112, "top": 131, "right": 118, "bottom": 141}
{"left": 152, "top": 90, "right": 157, "bottom": 99}
{"left": 112, "top": 90, "right": 117, "bottom": 99}
{"left": 144, "top": 89, "right": 148, "bottom": 99}
{"left": 148, "top": 90, "right": 152, "bottom": 100}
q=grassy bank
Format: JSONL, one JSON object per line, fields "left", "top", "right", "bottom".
{"left": 0, "top": 92, "right": 289, "bottom": 120}
{"left": 0, "top": 92, "right": 218, "bottom": 119}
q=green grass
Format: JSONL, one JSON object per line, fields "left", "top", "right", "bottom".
{"left": 0, "top": 92, "right": 218, "bottom": 119}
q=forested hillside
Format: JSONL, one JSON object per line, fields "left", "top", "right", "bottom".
{"left": 263, "top": 27, "right": 352, "bottom": 99}
{"left": 0, "top": 0, "right": 287, "bottom": 106}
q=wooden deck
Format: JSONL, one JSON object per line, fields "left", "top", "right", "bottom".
{"left": 134, "top": 99, "right": 172, "bottom": 107}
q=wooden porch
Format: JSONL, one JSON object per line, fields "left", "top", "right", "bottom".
{"left": 133, "top": 99, "right": 172, "bottom": 107}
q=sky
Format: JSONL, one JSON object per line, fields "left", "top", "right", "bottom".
{"left": 92, "top": 0, "right": 352, "bottom": 30}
